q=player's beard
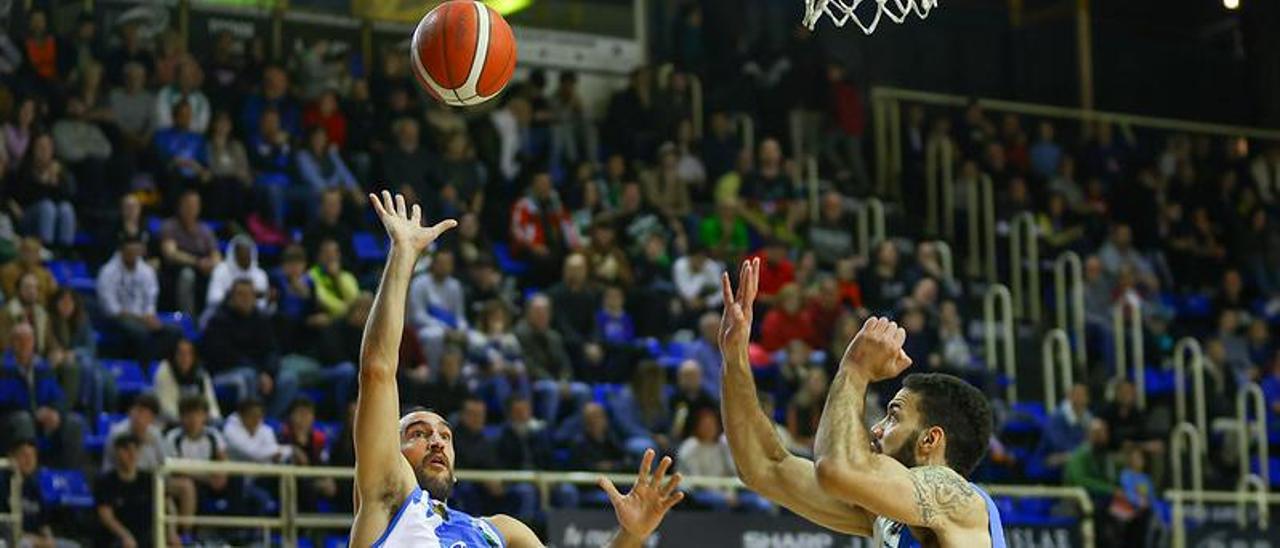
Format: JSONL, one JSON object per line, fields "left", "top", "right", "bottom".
{"left": 888, "top": 428, "right": 921, "bottom": 468}
{"left": 417, "top": 461, "right": 455, "bottom": 501}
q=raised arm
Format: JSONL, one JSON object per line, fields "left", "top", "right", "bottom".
{"left": 719, "top": 258, "right": 874, "bottom": 536}
{"left": 812, "top": 318, "right": 983, "bottom": 530}
{"left": 351, "top": 192, "right": 456, "bottom": 539}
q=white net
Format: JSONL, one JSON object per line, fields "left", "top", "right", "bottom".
{"left": 802, "top": 0, "right": 938, "bottom": 33}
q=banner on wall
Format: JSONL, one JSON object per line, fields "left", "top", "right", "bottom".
{"left": 547, "top": 510, "right": 1083, "bottom": 548}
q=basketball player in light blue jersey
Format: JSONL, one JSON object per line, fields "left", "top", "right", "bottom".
{"left": 349, "top": 192, "right": 685, "bottom": 547}
{"left": 719, "top": 259, "right": 1005, "bottom": 548}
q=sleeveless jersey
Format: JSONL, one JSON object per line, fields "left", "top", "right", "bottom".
{"left": 372, "top": 487, "right": 507, "bottom": 547}
{"left": 873, "top": 482, "right": 1007, "bottom": 548}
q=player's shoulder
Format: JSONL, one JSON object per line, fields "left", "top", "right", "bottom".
{"left": 907, "top": 465, "right": 987, "bottom": 529}
{"left": 486, "top": 513, "right": 538, "bottom": 547}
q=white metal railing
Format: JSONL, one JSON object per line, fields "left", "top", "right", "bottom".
{"left": 924, "top": 132, "right": 956, "bottom": 238}
{"left": 1112, "top": 297, "right": 1146, "bottom": 409}
{"left": 965, "top": 175, "right": 998, "bottom": 284}
{"left": 1010, "top": 212, "right": 1041, "bottom": 323}
{"left": 808, "top": 156, "right": 821, "bottom": 223}
{"left": 855, "top": 198, "right": 886, "bottom": 259}
{"left": 1236, "top": 382, "right": 1270, "bottom": 513}
{"left": 985, "top": 284, "right": 1016, "bottom": 403}
{"left": 1167, "top": 490, "right": 1280, "bottom": 548}
{"left": 152, "top": 459, "right": 1095, "bottom": 547}
{"left": 1042, "top": 328, "right": 1073, "bottom": 413}
{"left": 1053, "top": 251, "right": 1086, "bottom": 370}
{"left": 737, "top": 114, "right": 755, "bottom": 163}
{"left": 1173, "top": 337, "right": 1208, "bottom": 450}
{"left": 932, "top": 240, "right": 954, "bottom": 285}
{"left": 1170, "top": 422, "right": 1205, "bottom": 522}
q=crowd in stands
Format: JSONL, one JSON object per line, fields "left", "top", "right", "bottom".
{"left": 0, "top": 4, "right": 1271, "bottom": 547}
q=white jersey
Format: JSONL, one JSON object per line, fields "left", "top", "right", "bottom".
{"left": 372, "top": 487, "right": 506, "bottom": 547}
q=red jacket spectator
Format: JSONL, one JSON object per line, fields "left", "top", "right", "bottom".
{"left": 750, "top": 244, "right": 795, "bottom": 300}
{"left": 303, "top": 93, "right": 348, "bottom": 149}
{"left": 24, "top": 35, "right": 57, "bottom": 82}
{"left": 510, "top": 178, "right": 581, "bottom": 255}
{"left": 759, "top": 284, "right": 818, "bottom": 351}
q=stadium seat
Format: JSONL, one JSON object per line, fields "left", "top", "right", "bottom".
{"left": 491, "top": 242, "right": 528, "bottom": 276}
{"left": 323, "top": 535, "right": 350, "bottom": 548}
{"left": 352, "top": 232, "right": 386, "bottom": 263}
{"left": 103, "top": 359, "right": 151, "bottom": 398}
{"left": 47, "top": 259, "right": 95, "bottom": 293}
{"left": 157, "top": 311, "right": 200, "bottom": 341}
{"left": 1002, "top": 402, "right": 1047, "bottom": 436}
{"left": 37, "top": 469, "right": 94, "bottom": 508}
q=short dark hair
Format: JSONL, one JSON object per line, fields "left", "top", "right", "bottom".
{"left": 178, "top": 394, "right": 208, "bottom": 416}
{"left": 8, "top": 438, "right": 35, "bottom": 453}
{"left": 238, "top": 398, "right": 265, "bottom": 416}
{"left": 132, "top": 393, "right": 160, "bottom": 415}
{"left": 902, "top": 373, "right": 992, "bottom": 476}
{"left": 288, "top": 395, "right": 315, "bottom": 415}
{"left": 113, "top": 434, "right": 141, "bottom": 450}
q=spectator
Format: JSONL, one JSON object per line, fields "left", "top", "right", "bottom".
{"left": 248, "top": 108, "right": 298, "bottom": 226}
{"left": 698, "top": 197, "right": 750, "bottom": 263}
{"left": 205, "top": 111, "right": 253, "bottom": 220}
{"left": 3, "top": 98, "right": 39, "bottom": 171}
{"left": 410, "top": 249, "right": 469, "bottom": 369}
{"left": 12, "top": 133, "right": 76, "bottom": 251}
{"left": 431, "top": 132, "right": 487, "bottom": 217}
{"left": 102, "top": 394, "right": 165, "bottom": 473}
{"left": 860, "top": 241, "right": 907, "bottom": 315}
{"left": 1043, "top": 383, "right": 1093, "bottom": 467}
{"left": 241, "top": 65, "right": 300, "bottom": 140}
{"left": 153, "top": 100, "right": 210, "bottom": 205}
{"left": 1114, "top": 445, "right": 1156, "bottom": 545}
{"left": 50, "top": 97, "right": 112, "bottom": 201}
{"left": 760, "top": 284, "right": 817, "bottom": 352}
{"left": 1030, "top": 121, "right": 1064, "bottom": 181}
{"left": 296, "top": 125, "right": 359, "bottom": 209}
{"left": 570, "top": 402, "right": 626, "bottom": 472}
{"left": 154, "top": 57, "right": 211, "bottom": 133}
{"left": 153, "top": 339, "right": 222, "bottom": 423}
{"left": 48, "top": 287, "right": 103, "bottom": 411}
{"left": 272, "top": 245, "right": 323, "bottom": 352}
{"left": 750, "top": 239, "right": 796, "bottom": 305}
{"left": 303, "top": 90, "right": 347, "bottom": 149}
{"left": 510, "top": 171, "right": 581, "bottom": 287}
{"left": 686, "top": 312, "right": 724, "bottom": 398}
{"left": 1, "top": 439, "right": 77, "bottom": 547}
{"left": 547, "top": 253, "right": 600, "bottom": 367}
{"left": 785, "top": 366, "right": 828, "bottom": 454}
{"left": 516, "top": 294, "right": 589, "bottom": 422}
{"left": 309, "top": 238, "right": 360, "bottom": 321}
{"left": 676, "top": 408, "right": 768, "bottom": 512}
{"left": 610, "top": 360, "right": 673, "bottom": 456}
{"left": 109, "top": 62, "right": 155, "bottom": 152}
{"left": 643, "top": 143, "right": 695, "bottom": 222}
{"left": 807, "top": 192, "right": 855, "bottom": 269}
{"left": 1097, "top": 224, "right": 1156, "bottom": 288}
{"left": 95, "top": 435, "right": 172, "bottom": 548}
{"left": 302, "top": 189, "right": 356, "bottom": 269}
{"left": 451, "top": 396, "right": 536, "bottom": 519}
{"left": 377, "top": 118, "right": 433, "bottom": 200}
{"left": 936, "top": 301, "right": 974, "bottom": 372}
{"left": 224, "top": 398, "right": 291, "bottom": 463}
{"left": 671, "top": 359, "right": 717, "bottom": 438}
{"left": 413, "top": 347, "right": 472, "bottom": 419}
{"left": 1240, "top": 209, "right": 1280, "bottom": 296}
{"left": 60, "top": 13, "right": 102, "bottom": 80}
{"left": 106, "top": 194, "right": 150, "bottom": 263}
{"left": 22, "top": 11, "right": 57, "bottom": 84}
{"left": 0, "top": 272, "right": 53, "bottom": 354}
{"left": 203, "top": 279, "right": 298, "bottom": 418}
{"left": 159, "top": 191, "right": 222, "bottom": 317}
{"left": 163, "top": 395, "right": 232, "bottom": 520}
{"left": 823, "top": 64, "right": 869, "bottom": 192}
{"left": 672, "top": 243, "right": 723, "bottom": 324}
{"left": 495, "top": 395, "right": 553, "bottom": 471}
{"left": 1063, "top": 419, "right": 1118, "bottom": 534}
{"left": 205, "top": 235, "right": 269, "bottom": 313}
{"left": 96, "top": 235, "right": 176, "bottom": 363}
{"left": 278, "top": 396, "right": 336, "bottom": 508}
{"left": 0, "top": 323, "right": 84, "bottom": 468}
{"left": 594, "top": 285, "right": 636, "bottom": 358}
{"left": 550, "top": 71, "right": 590, "bottom": 166}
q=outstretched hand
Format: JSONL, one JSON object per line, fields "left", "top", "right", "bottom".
{"left": 598, "top": 449, "right": 685, "bottom": 539}
{"left": 719, "top": 258, "right": 759, "bottom": 361}
{"left": 840, "top": 316, "right": 912, "bottom": 382}
{"left": 368, "top": 191, "right": 457, "bottom": 252}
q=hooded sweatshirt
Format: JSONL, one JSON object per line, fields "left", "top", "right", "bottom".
{"left": 206, "top": 235, "right": 269, "bottom": 311}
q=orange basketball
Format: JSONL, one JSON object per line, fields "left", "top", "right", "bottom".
{"left": 410, "top": 0, "right": 517, "bottom": 107}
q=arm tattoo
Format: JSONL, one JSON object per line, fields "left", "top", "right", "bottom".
{"left": 909, "top": 466, "right": 977, "bottom": 527}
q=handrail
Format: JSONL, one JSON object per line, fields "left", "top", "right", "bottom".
{"left": 1112, "top": 297, "right": 1146, "bottom": 409}
{"left": 1167, "top": 489, "right": 1280, "bottom": 548}
{"left": 983, "top": 484, "right": 1094, "bottom": 548}
{"left": 924, "top": 132, "right": 956, "bottom": 238}
{"left": 808, "top": 156, "right": 820, "bottom": 223}
{"left": 1042, "top": 329, "right": 1073, "bottom": 412}
{"left": 689, "top": 73, "right": 703, "bottom": 140}
{"left": 984, "top": 284, "right": 1017, "bottom": 403}
{"left": 736, "top": 114, "right": 755, "bottom": 161}
{"left": 1053, "top": 251, "right": 1086, "bottom": 370}
{"left": 1170, "top": 422, "right": 1205, "bottom": 523}
{"left": 966, "top": 174, "right": 997, "bottom": 283}
{"left": 1236, "top": 474, "right": 1269, "bottom": 529}
{"left": 1010, "top": 212, "right": 1041, "bottom": 323}
{"left": 1173, "top": 337, "right": 1207, "bottom": 450}
{"left": 856, "top": 198, "right": 886, "bottom": 258}
{"left": 1236, "top": 383, "right": 1270, "bottom": 499}
{"left": 932, "top": 240, "right": 954, "bottom": 285}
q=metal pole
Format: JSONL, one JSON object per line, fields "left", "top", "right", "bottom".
{"left": 933, "top": 240, "right": 954, "bottom": 285}
{"left": 1042, "top": 329, "right": 1073, "bottom": 412}
{"left": 874, "top": 95, "right": 889, "bottom": 195}
{"left": 982, "top": 176, "right": 997, "bottom": 284}
{"left": 985, "top": 284, "right": 1016, "bottom": 403}
{"left": 808, "top": 156, "right": 819, "bottom": 222}
{"left": 738, "top": 114, "right": 755, "bottom": 160}
{"left": 926, "top": 136, "right": 939, "bottom": 235}
{"left": 941, "top": 139, "right": 955, "bottom": 241}
{"left": 967, "top": 174, "right": 981, "bottom": 277}
{"left": 690, "top": 74, "right": 704, "bottom": 139}
{"left": 1237, "top": 383, "right": 1270, "bottom": 501}
{"left": 1076, "top": 0, "right": 1095, "bottom": 111}
{"left": 1054, "top": 252, "right": 1085, "bottom": 370}
{"left": 1173, "top": 338, "right": 1207, "bottom": 449}
{"left": 8, "top": 463, "right": 20, "bottom": 547}
{"left": 153, "top": 469, "right": 166, "bottom": 548}
{"left": 1170, "top": 422, "right": 1204, "bottom": 525}
{"left": 889, "top": 100, "right": 903, "bottom": 202}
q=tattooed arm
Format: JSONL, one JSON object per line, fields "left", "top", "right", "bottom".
{"left": 813, "top": 318, "right": 985, "bottom": 530}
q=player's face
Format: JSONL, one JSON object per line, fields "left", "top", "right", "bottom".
{"left": 399, "top": 411, "right": 456, "bottom": 501}
{"left": 870, "top": 389, "right": 923, "bottom": 468}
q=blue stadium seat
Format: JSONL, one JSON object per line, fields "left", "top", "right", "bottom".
{"left": 1002, "top": 402, "right": 1047, "bottom": 436}
{"left": 352, "top": 232, "right": 386, "bottom": 263}
{"left": 324, "top": 535, "right": 350, "bottom": 548}
{"left": 157, "top": 311, "right": 199, "bottom": 341}
{"left": 37, "top": 469, "right": 94, "bottom": 508}
{"left": 1142, "top": 367, "right": 1176, "bottom": 398}
{"left": 315, "top": 420, "right": 342, "bottom": 446}
{"left": 482, "top": 424, "right": 503, "bottom": 441}
{"left": 1251, "top": 457, "right": 1280, "bottom": 488}
{"left": 47, "top": 260, "right": 96, "bottom": 293}
{"left": 491, "top": 242, "right": 528, "bottom": 276}
{"left": 146, "top": 216, "right": 163, "bottom": 235}
{"left": 103, "top": 360, "right": 151, "bottom": 398}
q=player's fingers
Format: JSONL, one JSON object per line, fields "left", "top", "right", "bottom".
{"left": 395, "top": 193, "right": 408, "bottom": 217}
{"left": 660, "top": 472, "right": 682, "bottom": 497}
{"left": 369, "top": 193, "right": 387, "bottom": 217}
{"left": 651, "top": 455, "right": 673, "bottom": 486}
{"left": 428, "top": 219, "right": 458, "bottom": 237}
{"left": 410, "top": 203, "right": 422, "bottom": 224}
{"left": 636, "top": 448, "right": 655, "bottom": 486}
{"left": 721, "top": 272, "right": 734, "bottom": 308}
{"left": 663, "top": 490, "right": 686, "bottom": 510}
{"left": 894, "top": 326, "right": 907, "bottom": 346}
{"left": 597, "top": 476, "right": 623, "bottom": 503}
{"left": 735, "top": 260, "right": 749, "bottom": 303}
{"left": 898, "top": 348, "right": 913, "bottom": 366}
{"left": 380, "top": 190, "right": 394, "bottom": 215}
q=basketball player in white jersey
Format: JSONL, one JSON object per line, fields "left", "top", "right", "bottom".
{"left": 719, "top": 259, "right": 1006, "bottom": 548}
{"left": 349, "top": 192, "right": 685, "bottom": 547}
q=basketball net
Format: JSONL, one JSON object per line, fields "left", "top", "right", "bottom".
{"left": 802, "top": 0, "right": 937, "bottom": 34}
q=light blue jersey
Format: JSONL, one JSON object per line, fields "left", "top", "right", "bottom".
{"left": 873, "top": 482, "right": 1007, "bottom": 548}
{"left": 372, "top": 487, "right": 507, "bottom": 547}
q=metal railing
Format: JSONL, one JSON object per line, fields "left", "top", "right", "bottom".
{"left": 985, "top": 284, "right": 1016, "bottom": 403}
{"left": 1170, "top": 422, "right": 1205, "bottom": 525}
{"left": 151, "top": 459, "right": 1095, "bottom": 547}
{"left": 966, "top": 174, "right": 998, "bottom": 284}
{"left": 1053, "top": 251, "right": 1086, "bottom": 370}
{"left": 1172, "top": 337, "right": 1208, "bottom": 450}
{"left": 1041, "top": 328, "right": 1073, "bottom": 412}
{"left": 924, "top": 133, "right": 956, "bottom": 239}
{"left": 932, "top": 240, "right": 954, "bottom": 285}
{"left": 1112, "top": 297, "right": 1146, "bottom": 409}
{"left": 808, "top": 156, "right": 821, "bottom": 223}
{"left": 1236, "top": 383, "right": 1270, "bottom": 515}
{"left": 1010, "top": 212, "right": 1041, "bottom": 323}
{"left": 856, "top": 197, "right": 886, "bottom": 258}
{"left": 1167, "top": 490, "right": 1280, "bottom": 548}
{"left": 737, "top": 114, "right": 755, "bottom": 163}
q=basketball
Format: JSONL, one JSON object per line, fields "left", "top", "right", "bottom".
{"left": 410, "top": 0, "right": 517, "bottom": 107}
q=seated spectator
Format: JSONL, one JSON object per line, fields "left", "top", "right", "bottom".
{"left": 411, "top": 347, "right": 471, "bottom": 419}
{"left": 642, "top": 143, "right": 694, "bottom": 222}
{"left": 1240, "top": 209, "right": 1280, "bottom": 296}
{"left": 205, "top": 111, "right": 253, "bottom": 220}
{"left": 1063, "top": 419, "right": 1118, "bottom": 536}
{"left": 672, "top": 243, "right": 723, "bottom": 326}
{"left": 271, "top": 245, "right": 323, "bottom": 352}
{"left": 1098, "top": 380, "right": 1161, "bottom": 455}
{"left": 785, "top": 367, "right": 828, "bottom": 455}
{"left": 103, "top": 194, "right": 151, "bottom": 265}
{"left": 48, "top": 287, "right": 103, "bottom": 411}
{"left": 671, "top": 359, "right": 717, "bottom": 438}
{"left": 833, "top": 257, "right": 864, "bottom": 311}
{"left": 0, "top": 323, "right": 84, "bottom": 468}
{"left": 804, "top": 276, "right": 845, "bottom": 347}
{"left": 592, "top": 285, "right": 637, "bottom": 381}
{"left": 302, "top": 189, "right": 356, "bottom": 268}
{"left": 547, "top": 254, "right": 601, "bottom": 369}
{"left": 936, "top": 301, "right": 974, "bottom": 372}
{"left": 97, "top": 235, "right": 179, "bottom": 363}
{"left": 163, "top": 395, "right": 233, "bottom": 521}
{"left": 1115, "top": 445, "right": 1156, "bottom": 545}
{"left": 1042, "top": 383, "right": 1093, "bottom": 468}
{"left": 296, "top": 126, "right": 359, "bottom": 214}
{"left": 749, "top": 239, "right": 795, "bottom": 306}
{"left": 466, "top": 299, "right": 527, "bottom": 416}
{"left": 205, "top": 235, "right": 269, "bottom": 313}
{"left": 0, "top": 238, "right": 56, "bottom": 302}
{"left": 0, "top": 272, "right": 53, "bottom": 354}
{"left": 95, "top": 435, "right": 174, "bottom": 548}
{"left": 1212, "top": 269, "right": 1254, "bottom": 321}
{"left": 291, "top": 292, "right": 365, "bottom": 416}
{"left": 248, "top": 108, "right": 298, "bottom": 226}
{"left": 159, "top": 191, "right": 222, "bottom": 317}
{"left": 108, "top": 62, "right": 155, "bottom": 153}
{"left": 901, "top": 308, "right": 939, "bottom": 367}
{"left": 241, "top": 65, "right": 301, "bottom": 141}
{"left": 445, "top": 212, "right": 493, "bottom": 275}
{"left": 103, "top": 20, "right": 155, "bottom": 86}
{"left": 224, "top": 398, "right": 290, "bottom": 463}
{"left": 376, "top": 118, "right": 433, "bottom": 200}
{"left": 51, "top": 98, "right": 113, "bottom": 206}
{"left": 411, "top": 249, "right": 469, "bottom": 369}
{"left": 3, "top": 99, "right": 38, "bottom": 171}
{"left": 510, "top": 170, "right": 581, "bottom": 287}
{"left": 153, "top": 339, "right": 221, "bottom": 423}
{"left": 152, "top": 100, "right": 210, "bottom": 208}
{"left": 1037, "top": 193, "right": 1086, "bottom": 256}
{"left": 742, "top": 138, "right": 796, "bottom": 204}
{"left": 570, "top": 402, "right": 626, "bottom": 473}
{"left": 683, "top": 313, "right": 724, "bottom": 398}
{"left": 154, "top": 57, "right": 210, "bottom": 133}
{"left": 582, "top": 222, "right": 632, "bottom": 288}
{"left": 860, "top": 241, "right": 907, "bottom": 315}
{"left": 807, "top": 192, "right": 855, "bottom": 269}
{"left": 516, "top": 294, "right": 588, "bottom": 422}
{"left": 278, "top": 396, "right": 336, "bottom": 509}
{"left": 495, "top": 396, "right": 553, "bottom": 471}
{"left": 611, "top": 361, "right": 673, "bottom": 456}
{"left": 310, "top": 238, "right": 360, "bottom": 321}
{"left": 1, "top": 439, "right": 77, "bottom": 547}
{"left": 1246, "top": 320, "right": 1272, "bottom": 372}
{"left": 103, "top": 394, "right": 165, "bottom": 473}
{"left": 676, "top": 408, "right": 769, "bottom": 512}
{"left": 1098, "top": 224, "right": 1157, "bottom": 289}
{"left": 698, "top": 197, "right": 750, "bottom": 264}
{"left": 203, "top": 280, "right": 299, "bottom": 418}
{"left": 303, "top": 90, "right": 347, "bottom": 150}
{"left": 760, "top": 284, "right": 817, "bottom": 352}
{"left": 452, "top": 397, "right": 537, "bottom": 519}
{"left": 12, "top": 133, "right": 76, "bottom": 251}
{"left": 777, "top": 340, "right": 814, "bottom": 396}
